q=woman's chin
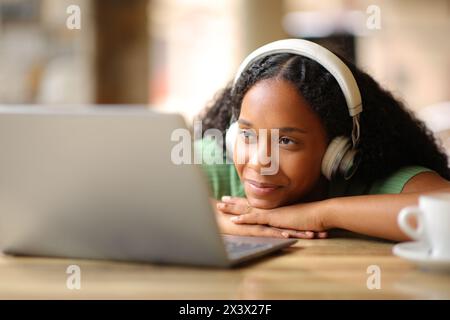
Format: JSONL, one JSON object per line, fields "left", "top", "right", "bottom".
{"left": 247, "top": 196, "right": 283, "bottom": 210}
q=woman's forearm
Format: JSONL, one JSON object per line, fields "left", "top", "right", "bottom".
{"left": 322, "top": 190, "right": 448, "bottom": 241}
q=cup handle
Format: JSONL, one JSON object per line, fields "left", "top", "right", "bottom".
{"left": 398, "top": 206, "right": 423, "bottom": 241}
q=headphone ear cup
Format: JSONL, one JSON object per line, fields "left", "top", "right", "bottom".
{"left": 340, "top": 148, "right": 360, "bottom": 180}
{"left": 225, "top": 122, "right": 239, "bottom": 160}
{"left": 321, "top": 136, "right": 357, "bottom": 180}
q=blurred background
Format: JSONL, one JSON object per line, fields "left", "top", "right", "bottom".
{"left": 0, "top": 0, "right": 449, "bottom": 157}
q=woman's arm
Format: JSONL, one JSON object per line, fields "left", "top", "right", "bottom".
{"left": 220, "top": 172, "right": 450, "bottom": 241}
{"left": 326, "top": 171, "right": 450, "bottom": 241}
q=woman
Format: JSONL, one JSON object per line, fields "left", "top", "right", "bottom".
{"left": 197, "top": 40, "right": 450, "bottom": 241}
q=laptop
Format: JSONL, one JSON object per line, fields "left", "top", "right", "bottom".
{"left": 0, "top": 105, "right": 296, "bottom": 267}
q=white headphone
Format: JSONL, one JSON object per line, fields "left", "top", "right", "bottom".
{"left": 226, "top": 39, "right": 363, "bottom": 180}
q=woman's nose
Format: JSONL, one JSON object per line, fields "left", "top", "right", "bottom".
{"left": 246, "top": 129, "right": 280, "bottom": 175}
{"left": 249, "top": 131, "right": 272, "bottom": 167}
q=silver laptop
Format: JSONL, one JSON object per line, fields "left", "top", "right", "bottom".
{"left": 0, "top": 105, "right": 296, "bottom": 267}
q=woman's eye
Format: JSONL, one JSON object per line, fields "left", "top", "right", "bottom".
{"left": 238, "top": 129, "right": 256, "bottom": 142}
{"left": 279, "top": 137, "right": 296, "bottom": 145}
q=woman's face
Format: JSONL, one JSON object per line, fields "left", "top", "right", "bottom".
{"left": 233, "top": 79, "right": 329, "bottom": 209}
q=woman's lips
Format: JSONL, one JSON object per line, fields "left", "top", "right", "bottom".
{"left": 244, "top": 179, "right": 282, "bottom": 196}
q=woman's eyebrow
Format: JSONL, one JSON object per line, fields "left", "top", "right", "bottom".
{"left": 238, "top": 119, "right": 307, "bottom": 134}
{"left": 237, "top": 119, "right": 252, "bottom": 126}
{"left": 278, "top": 127, "right": 308, "bottom": 134}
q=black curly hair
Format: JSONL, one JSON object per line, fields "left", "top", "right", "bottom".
{"left": 198, "top": 53, "right": 450, "bottom": 182}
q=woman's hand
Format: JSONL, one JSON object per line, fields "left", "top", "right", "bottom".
{"left": 211, "top": 199, "right": 318, "bottom": 239}
{"left": 215, "top": 197, "right": 329, "bottom": 239}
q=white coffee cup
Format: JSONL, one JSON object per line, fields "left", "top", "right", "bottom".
{"left": 398, "top": 193, "right": 450, "bottom": 259}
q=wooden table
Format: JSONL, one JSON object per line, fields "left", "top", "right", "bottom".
{"left": 1, "top": 233, "right": 449, "bottom": 299}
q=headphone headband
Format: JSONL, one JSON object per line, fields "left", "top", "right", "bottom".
{"left": 233, "top": 39, "right": 363, "bottom": 118}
